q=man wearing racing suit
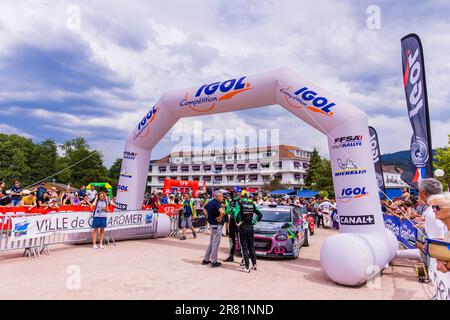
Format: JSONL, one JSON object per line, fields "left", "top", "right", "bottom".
{"left": 223, "top": 192, "right": 240, "bottom": 262}
{"left": 235, "top": 195, "right": 262, "bottom": 273}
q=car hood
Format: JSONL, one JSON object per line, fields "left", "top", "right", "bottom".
{"left": 254, "top": 221, "right": 287, "bottom": 234}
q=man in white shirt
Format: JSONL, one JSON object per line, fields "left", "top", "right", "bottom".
{"left": 86, "top": 186, "right": 98, "bottom": 203}
{"left": 318, "top": 199, "right": 336, "bottom": 228}
{"left": 418, "top": 179, "right": 446, "bottom": 239}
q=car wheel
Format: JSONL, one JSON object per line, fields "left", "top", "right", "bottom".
{"left": 303, "top": 228, "right": 310, "bottom": 247}
{"left": 290, "top": 237, "right": 300, "bottom": 259}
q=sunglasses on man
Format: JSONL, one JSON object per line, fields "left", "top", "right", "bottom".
{"left": 432, "top": 205, "right": 448, "bottom": 211}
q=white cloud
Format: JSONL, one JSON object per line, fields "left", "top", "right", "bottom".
{"left": 0, "top": 0, "right": 449, "bottom": 167}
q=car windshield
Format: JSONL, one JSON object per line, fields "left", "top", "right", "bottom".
{"left": 260, "top": 210, "right": 291, "bottom": 222}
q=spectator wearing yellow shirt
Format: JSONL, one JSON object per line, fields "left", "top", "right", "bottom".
{"left": 21, "top": 192, "right": 37, "bottom": 210}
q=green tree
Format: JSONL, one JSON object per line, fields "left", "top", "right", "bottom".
{"left": 305, "top": 148, "right": 321, "bottom": 187}
{"left": 108, "top": 158, "right": 122, "bottom": 191}
{"left": 315, "top": 159, "right": 334, "bottom": 196}
{"left": 262, "top": 177, "right": 288, "bottom": 192}
{"left": 28, "top": 139, "right": 58, "bottom": 185}
{"left": 57, "top": 138, "right": 109, "bottom": 187}
{"left": 434, "top": 134, "right": 450, "bottom": 191}
{"left": 0, "top": 134, "right": 34, "bottom": 187}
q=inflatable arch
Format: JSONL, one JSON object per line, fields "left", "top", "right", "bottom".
{"left": 116, "top": 68, "right": 398, "bottom": 286}
{"left": 162, "top": 178, "right": 199, "bottom": 197}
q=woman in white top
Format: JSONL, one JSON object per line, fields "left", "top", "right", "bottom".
{"left": 428, "top": 192, "right": 450, "bottom": 273}
{"left": 91, "top": 192, "right": 110, "bottom": 249}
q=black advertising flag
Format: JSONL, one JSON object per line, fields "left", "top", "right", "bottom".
{"left": 369, "top": 126, "right": 386, "bottom": 195}
{"left": 400, "top": 33, "right": 433, "bottom": 188}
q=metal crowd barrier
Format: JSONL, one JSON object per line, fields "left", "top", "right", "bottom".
{"left": 169, "top": 212, "right": 181, "bottom": 238}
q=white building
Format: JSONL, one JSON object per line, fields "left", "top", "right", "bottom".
{"left": 147, "top": 145, "right": 312, "bottom": 193}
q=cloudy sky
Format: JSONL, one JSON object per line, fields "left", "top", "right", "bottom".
{"left": 0, "top": 0, "right": 449, "bottom": 166}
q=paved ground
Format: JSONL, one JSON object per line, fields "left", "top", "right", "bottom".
{"left": 0, "top": 227, "right": 434, "bottom": 299}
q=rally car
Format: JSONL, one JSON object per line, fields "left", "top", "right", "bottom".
{"left": 235, "top": 205, "right": 310, "bottom": 259}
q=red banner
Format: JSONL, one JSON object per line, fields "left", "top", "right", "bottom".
{"left": 157, "top": 204, "right": 183, "bottom": 216}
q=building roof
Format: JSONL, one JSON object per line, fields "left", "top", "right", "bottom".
{"left": 382, "top": 165, "right": 404, "bottom": 174}
{"left": 154, "top": 145, "right": 310, "bottom": 164}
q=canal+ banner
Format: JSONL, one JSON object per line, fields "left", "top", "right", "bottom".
{"left": 9, "top": 210, "right": 156, "bottom": 241}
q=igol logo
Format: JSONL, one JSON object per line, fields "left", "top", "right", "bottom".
{"left": 332, "top": 135, "right": 363, "bottom": 149}
{"left": 280, "top": 85, "right": 336, "bottom": 118}
{"left": 180, "top": 77, "right": 252, "bottom": 112}
{"left": 403, "top": 48, "right": 424, "bottom": 118}
{"left": 337, "top": 187, "right": 369, "bottom": 203}
{"left": 117, "top": 185, "right": 129, "bottom": 192}
{"left": 134, "top": 105, "right": 159, "bottom": 140}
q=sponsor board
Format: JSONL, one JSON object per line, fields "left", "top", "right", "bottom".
{"left": 280, "top": 85, "right": 336, "bottom": 117}
{"left": 339, "top": 215, "right": 375, "bottom": 225}
{"left": 117, "top": 185, "right": 129, "bottom": 192}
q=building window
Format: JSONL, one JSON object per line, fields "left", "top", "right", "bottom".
{"left": 248, "top": 175, "right": 257, "bottom": 181}
{"left": 170, "top": 166, "right": 178, "bottom": 172}
{"left": 260, "top": 163, "right": 270, "bottom": 169}
{"left": 157, "top": 177, "right": 165, "bottom": 182}
{"left": 181, "top": 166, "right": 189, "bottom": 172}
{"left": 226, "top": 164, "right": 234, "bottom": 171}
{"left": 237, "top": 175, "right": 245, "bottom": 182}
{"left": 227, "top": 176, "right": 234, "bottom": 182}
{"left": 158, "top": 166, "right": 167, "bottom": 172}
{"left": 237, "top": 164, "right": 246, "bottom": 171}
{"left": 303, "top": 162, "right": 309, "bottom": 169}
{"left": 203, "top": 165, "right": 211, "bottom": 171}
{"left": 293, "top": 162, "right": 300, "bottom": 169}
{"left": 262, "top": 175, "right": 270, "bottom": 182}
{"left": 248, "top": 164, "right": 257, "bottom": 170}
{"left": 192, "top": 165, "right": 200, "bottom": 172}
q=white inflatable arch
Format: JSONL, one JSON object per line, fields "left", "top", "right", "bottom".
{"left": 116, "top": 68, "right": 398, "bottom": 286}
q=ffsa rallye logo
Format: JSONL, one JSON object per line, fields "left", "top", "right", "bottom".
{"left": 280, "top": 85, "right": 336, "bottom": 118}
{"left": 134, "top": 105, "right": 159, "bottom": 140}
{"left": 180, "top": 77, "right": 253, "bottom": 112}
{"left": 332, "top": 135, "right": 363, "bottom": 149}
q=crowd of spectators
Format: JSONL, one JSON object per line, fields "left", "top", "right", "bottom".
{"left": 0, "top": 180, "right": 101, "bottom": 210}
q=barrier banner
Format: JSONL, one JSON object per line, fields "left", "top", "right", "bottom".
{"left": 383, "top": 214, "right": 419, "bottom": 249}
{"left": 429, "top": 258, "right": 450, "bottom": 300}
{"left": 9, "top": 210, "right": 156, "bottom": 241}
{"left": 157, "top": 204, "right": 183, "bottom": 216}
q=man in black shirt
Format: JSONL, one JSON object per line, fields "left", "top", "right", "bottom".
{"left": 0, "top": 190, "right": 11, "bottom": 207}
{"left": 202, "top": 192, "right": 224, "bottom": 267}
{"left": 223, "top": 192, "right": 241, "bottom": 262}
{"left": 235, "top": 197, "right": 262, "bottom": 273}
{"left": 10, "top": 180, "right": 23, "bottom": 207}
